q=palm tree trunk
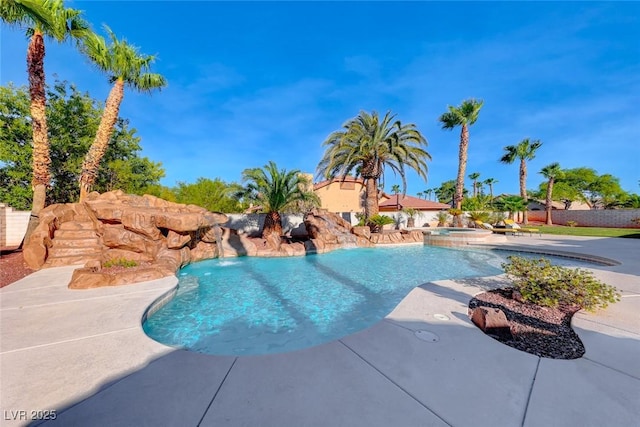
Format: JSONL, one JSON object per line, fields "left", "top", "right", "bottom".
{"left": 364, "top": 177, "right": 379, "bottom": 219}
{"left": 455, "top": 124, "right": 469, "bottom": 209}
{"left": 79, "top": 79, "right": 125, "bottom": 201}
{"left": 545, "top": 179, "right": 554, "bottom": 225}
{"left": 519, "top": 159, "right": 528, "bottom": 224}
{"left": 23, "top": 31, "right": 51, "bottom": 245}
{"left": 262, "top": 211, "right": 283, "bottom": 247}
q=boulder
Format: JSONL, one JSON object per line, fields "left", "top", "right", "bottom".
{"left": 102, "top": 224, "right": 162, "bottom": 256}
{"left": 304, "top": 208, "right": 360, "bottom": 250}
{"left": 190, "top": 241, "right": 219, "bottom": 262}
{"left": 470, "top": 307, "right": 513, "bottom": 339}
{"left": 68, "top": 266, "right": 173, "bottom": 289}
{"left": 352, "top": 226, "right": 371, "bottom": 240}
{"left": 166, "top": 230, "right": 192, "bottom": 249}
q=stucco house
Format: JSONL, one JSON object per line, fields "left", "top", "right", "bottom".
{"left": 527, "top": 199, "right": 591, "bottom": 211}
{"left": 313, "top": 176, "right": 373, "bottom": 213}
{"left": 379, "top": 194, "right": 451, "bottom": 212}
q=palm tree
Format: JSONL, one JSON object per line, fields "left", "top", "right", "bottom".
{"left": 391, "top": 184, "right": 401, "bottom": 210}
{"left": 240, "top": 161, "right": 319, "bottom": 247}
{"left": 417, "top": 191, "right": 424, "bottom": 199}
{"left": 317, "top": 110, "right": 430, "bottom": 221}
{"left": 497, "top": 195, "right": 527, "bottom": 220}
{"left": 1, "top": 0, "right": 87, "bottom": 241}
{"left": 468, "top": 172, "right": 481, "bottom": 197}
{"left": 483, "top": 178, "right": 498, "bottom": 201}
{"left": 500, "top": 138, "right": 543, "bottom": 224}
{"left": 78, "top": 27, "right": 167, "bottom": 201}
{"left": 438, "top": 98, "right": 483, "bottom": 210}
{"left": 430, "top": 187, "right": 439, "bottom": 201}
{"left": 539, "top": 162, "right": 562, "bottom": 225}
{"left": 425, "top": 188, "right": 432, "bottom": 200}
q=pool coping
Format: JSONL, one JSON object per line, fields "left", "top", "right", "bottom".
{"left": 1, "top": 235, "right": 639, "bottom": 426}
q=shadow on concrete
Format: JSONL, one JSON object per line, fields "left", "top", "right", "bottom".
{"left": 33, "top": 313, "right": 640, "bottom": 427}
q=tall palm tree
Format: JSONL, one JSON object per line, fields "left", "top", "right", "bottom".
{"left": 500, "top": 138, "right": 542, "bottom": 224}
{"left": 240, "top": 161, "right": 319, "bottom": 247}
{"left": 425, "top": 188, "right": 432, "bottom": 200}
{"left": 484, "top": 177, "right": 497, "bottom": 201}
{"left": 78, "top": 27, "right": 167, "bottom": 201}
{"left": 1, "top": 0, "right": 87, "bottom": 240}
{"left": 391, "top": 184, "right": 401, "bottom": 210}
{"left": 468, "top": 172, "right": 481, "bottom": 197}
{"left": 417, "top": 191, "right": 424, "bottom": 199}
{"left": 539, "top": 162, "right": 562, "bottom": 225}
{"left": 317, "top": 110, "right": 430, "bottom": 221}
{"left": 439, "top": 98, "right": 483, "bottom": 210}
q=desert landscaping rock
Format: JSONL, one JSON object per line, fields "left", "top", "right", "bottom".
{"left": 22, "top": 194, "right": 391, "bottom": 288}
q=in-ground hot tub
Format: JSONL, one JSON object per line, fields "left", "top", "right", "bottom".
{"left": 420, "top": 227, "right": 499, "bottom": 247}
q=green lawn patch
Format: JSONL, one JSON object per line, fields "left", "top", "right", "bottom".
{"left": 535, "top": 225, "right": 640, "bottom": 239}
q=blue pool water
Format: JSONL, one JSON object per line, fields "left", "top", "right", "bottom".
{"left": 142, "top": 246, "right": 593, "bottom": 356}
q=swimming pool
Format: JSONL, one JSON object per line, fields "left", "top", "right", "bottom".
{"left": 142, "top": 245, "right": 594, "bottom": 356}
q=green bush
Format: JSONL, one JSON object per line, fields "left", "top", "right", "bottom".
{"left": 103, "top": 258, "right": 138, "bottom": 268}
{"left": 488, "top": 211, "right": 506, "bottom": 225}
{"left": 467, "top": 211, "right": 491, "bottom": 224}
{"left": 367, "top": 214, "right": 395, "bottom": 233}
{"left": 502, "top": 256, "right": 620, "bottom": 311}
{"left": 434, "top": 211, "right": 450, "bottom": 226}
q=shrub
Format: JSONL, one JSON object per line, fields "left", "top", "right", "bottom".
{"left": 488, "top": 211, "right": 506, "bottom": 225}
{"left": 103, "top": 258, "right": 138, "bottom": 268}
{"left": 448, "top": 208, "right": 463, "bottom": 227}
{"left": 367, "top": 214, "right": 395, "bottom": 233}
{"left": 403, "top": 207, "right": 419, "bottom": 228}
{"left": 566, "top": 220, "right": 578, "bottom": 227}
{"left": 502, "top": 256, "right": 620, "bottom": 311}
{"left": 434, "top": 211, "right": 449, "bottom": 227}
{"left": 467, "top": 211, "right": 490, "bottom": 224}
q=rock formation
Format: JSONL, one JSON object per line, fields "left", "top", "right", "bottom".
{"left": 22, "top": 193, "right": 427, "bottom": 289}
{"left": 22, "top": 190, "right": 246, "bottom": 288}
{"left": 303, "top": 209, "right": 372, "bottom": 252}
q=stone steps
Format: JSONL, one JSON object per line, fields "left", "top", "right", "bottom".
{"left": 44, "top": 220, "right": 103, "bottom": 268}
{"left": 53, "top": 229, "right": 99, "bottom": 240}
{"left": 58, "top": 220, "right": 95, "bottom": 231}
{"left": 47, "top": 245, "right": 102, "bottom": 258}
{"left": 44, "top": 254, "right": 102, "bottom": 268}
{"left": 50, "top": 236, "right": 101, "bottom": 248}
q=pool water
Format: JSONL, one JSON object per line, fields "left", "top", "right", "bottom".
{"left": 142, "top": 246, "right": 591, "bottom": 356}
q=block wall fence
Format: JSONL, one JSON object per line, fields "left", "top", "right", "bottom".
{"left": 0, "top": 204, "right": 30, "bottom": 249}
{"left": 527, "top": 209, "right": 640, "bottom": 228}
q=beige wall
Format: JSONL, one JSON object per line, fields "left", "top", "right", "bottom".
{"left": 315, "top": 181, "right": 365, "bottom": 212}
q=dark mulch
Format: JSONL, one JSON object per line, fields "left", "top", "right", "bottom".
{"left": 0, "top": 249, "right": 35, "bottom": 288}
{"left": 469, "top": 288, "right": 585, "bottom": 359}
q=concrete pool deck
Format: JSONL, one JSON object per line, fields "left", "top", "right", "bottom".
{"left": 1, "top": 235, "right": 638, "bottom": 426}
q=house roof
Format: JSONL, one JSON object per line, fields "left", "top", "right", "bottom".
{"left": 379, "top": 195, "right": 450, "bottom": 211}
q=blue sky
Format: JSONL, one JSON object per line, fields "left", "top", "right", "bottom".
{"left": 2, "top": 1, "right": 639, "bottom": 197}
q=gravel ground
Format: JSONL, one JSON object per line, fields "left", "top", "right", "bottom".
{"left": 0, "top": 249, "right": 34, "bottom": 288}
{"left": 469, "top": 288, "right": 585, "bottom": 359}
